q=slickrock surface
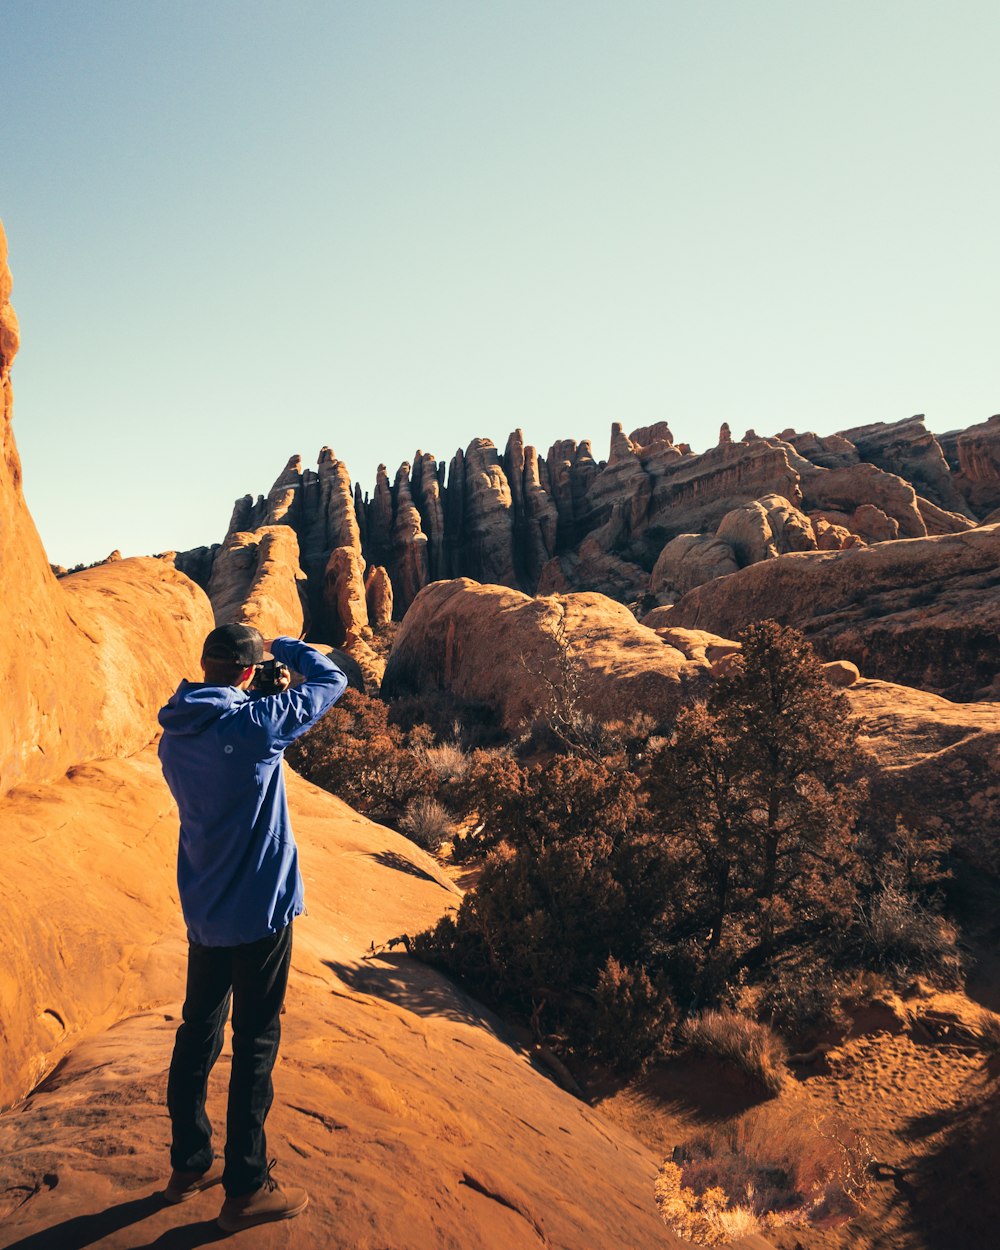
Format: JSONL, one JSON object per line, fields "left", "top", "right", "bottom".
{"left": 0, "top": 223, "right": 212, "bottom": 798}
{"left": 0, "top": 752, "right": 680, "bottom": 1250}
{"left": 847, "top": 678, "right": 1000, "bottom": 866}
{"left": 381, "top": 578, "right": 710, "bottom": 730}
{"left": 663, "top": 526, "right": 1000, "bottom": 699}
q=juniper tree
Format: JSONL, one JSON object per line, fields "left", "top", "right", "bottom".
{"left": 646, "top": 620, "right": 867, "bottom": 962}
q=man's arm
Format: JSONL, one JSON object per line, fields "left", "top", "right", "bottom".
{"left": 246, "top": 637, "right": 348, "bottom": 752}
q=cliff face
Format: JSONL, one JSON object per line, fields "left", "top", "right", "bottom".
{"left": 0, "top": 223, "right": 212, "bottom": 797}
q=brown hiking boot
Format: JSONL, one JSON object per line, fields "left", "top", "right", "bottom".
{"left": 163, "top": 1159, "right": 224, "bottom": 1203}
{"left": 217, "top": 1161, "right": 308, "bottom": 1233}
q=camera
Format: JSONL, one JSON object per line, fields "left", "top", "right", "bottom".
{"left": 251, "top": 659, "right": 290, "bottom": 695}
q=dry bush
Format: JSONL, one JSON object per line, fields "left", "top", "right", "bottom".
{"left": 655, "top": 1162, "right": 762, "bottom": 1245}
{"left": 681, "top": 1009, "right": 788, "bottom": 1095}
{"left": 759, "top": 962, "right": 850, "bottom": 1042}
{"left": 389, "top": 691, "right": 505, "bottom": 748}
{"left": 657, "top": 1104, "right": 873, "bottom": 1244}
{"left": 413, "top": 741, "right": 472, "bottom": 783}
{"left": 858, "top": 883, "right": 963, "bottom": 984}
{"left": 399, "top": 796, "right": 453, "bottom": 852}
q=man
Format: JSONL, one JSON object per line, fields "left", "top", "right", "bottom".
{"left": 157, "top": 623, "right": 347, "bottom": 1232}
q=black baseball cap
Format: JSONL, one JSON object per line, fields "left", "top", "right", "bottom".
{"left": 201, "top": 623, "right": 264, "bottom": 667}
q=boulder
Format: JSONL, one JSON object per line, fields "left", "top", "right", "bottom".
{"left": 823, "top": 659, "right": 861, "bottom": 687}
{"left": 650, "top": 533, "right": 739, "bottom": 602}
{"left": 382, "top": 579, "right": 711, "bottom": 731}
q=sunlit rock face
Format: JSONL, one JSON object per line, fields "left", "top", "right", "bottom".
{"left": 0, "top": 222, "right": 212, "bottom": 798}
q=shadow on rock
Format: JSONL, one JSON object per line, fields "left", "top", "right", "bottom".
{"left": 0, "top": 1192, "right": 225, "bottom": 1250}
{"left": 324, "top": 953, "right": 521, "bottom": 1043}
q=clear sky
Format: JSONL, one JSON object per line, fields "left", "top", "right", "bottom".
{"left": 3, "top": 1, "right": 998, "bottom": 566}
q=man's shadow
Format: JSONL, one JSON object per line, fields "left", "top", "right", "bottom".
{"left": 1, "top": 1192, "right": 227, "bottom": 1250}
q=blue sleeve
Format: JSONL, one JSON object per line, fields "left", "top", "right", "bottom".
{"left": 246, "top": 636, "right": 349, "bottom": 753}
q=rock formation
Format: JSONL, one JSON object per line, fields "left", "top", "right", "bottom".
{"left": 0, "top": 223, "right": 212, "bottom": 797}
{"left": 662, "top": 526, "right": 1000, "bottom": 699}
{"left": 173, "top": 390, "right": 999, "bottom": 708}
{"left": 382, "top": 579, "right": 711, "bottom": 731}
{"left": 206, "top": 525, "right": 309, "bottom": 638}
{"left": 940, "top": 413, "right": 1000, "bottom": 517}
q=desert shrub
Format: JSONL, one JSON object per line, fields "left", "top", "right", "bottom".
{"left": 286, "top": 689, "right": 437, "bottom": 820}
{"left": 680, "top": 1009, "right": 788, "bottom": 1095}
{"left": 388, "top": 691, "right": 505, "bottom": 748}
{"left": 398, "top": 796, "right": 453, "bottom": 852}
{"left": 413, "top": 740, "right": 472, "bottom": 784}
{"left": 591, "top": 957, "right": 676, "bottom": 1072}
{"left": 414, "top": 755, "right": 684, "bottom": 1065}
{"left": 759, "top": 961, "right": 850, "bottom": 1042}
{"left": 657, "top": 1105, "right": 872, "bottom": 1244}
{"left": 655, "top": 1162, "right": 761, "bottom": 1245}
{"left": 856, "top": 883, "right": 963, "bottom": 984}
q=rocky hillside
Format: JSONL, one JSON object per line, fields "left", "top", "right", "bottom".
{"left": 174, "top": 412, "right": 1000, "bottom": 695}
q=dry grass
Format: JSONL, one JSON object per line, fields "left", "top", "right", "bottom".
{"left": 656, "top": 1103, "right": 873, "bottom": 1244}
{"left": 681, "top": 1009, "right": 788, "bottom": 1095}
{"left": 398, "top": 796, "right": 454, "bottom": 852}
{"left": 413, "top": 741, "right": 472, "bottom": 783}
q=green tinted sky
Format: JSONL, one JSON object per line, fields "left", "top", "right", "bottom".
{"left": 3, "top": 1, "right": 998, "bottom": 565}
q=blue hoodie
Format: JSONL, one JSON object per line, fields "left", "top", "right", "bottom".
{"left": 158, "top": 636, "right": 348, "bottom": 947}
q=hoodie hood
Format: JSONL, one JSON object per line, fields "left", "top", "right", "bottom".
{"left": 158, "top": 681, "right": 246, "bottom": 736}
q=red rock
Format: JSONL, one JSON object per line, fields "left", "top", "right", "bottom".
{"left": 364, "top": 563, "right": 393, "bottom": 627}
{"left": 663, "top": 526, "right": 1000, "bottom": 698}
{"left": 838, "top": 415, "right": 974, "bottom": 517}
{"left": 823, "top": 659, "right": 861, "bottom": 687}
{"left": 322, "top": 544, "right": 368, "bottom": 646}
{"left": 0, "top": 222, "right": 213, "bottom": 798}
{"left": 207, "top": 525, "right": 309, "bottom": 638}
{"left": 391, "top": 462, "right": 430, "bottom": 612}
{"left": 382, "top": 579, "right": 710, "bottom": 731}
{"left": 650, "top": 533, "right": 739, "bottom": 602}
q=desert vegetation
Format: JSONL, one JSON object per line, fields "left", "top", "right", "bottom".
{"left": 287, "top": 619, "right": 971, "bottom": 1241}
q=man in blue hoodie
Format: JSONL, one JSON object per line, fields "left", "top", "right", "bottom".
{"left": 157, "top": 623, "right": 347, "bottom": 1232}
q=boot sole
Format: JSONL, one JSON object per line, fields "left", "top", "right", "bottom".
{"left": 217, "top": 1193, "right": 309, "bottom": 1232}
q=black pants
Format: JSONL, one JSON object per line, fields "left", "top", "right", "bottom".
{"left": 167, "top": 923, "right": 293, "bottom": 1196}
